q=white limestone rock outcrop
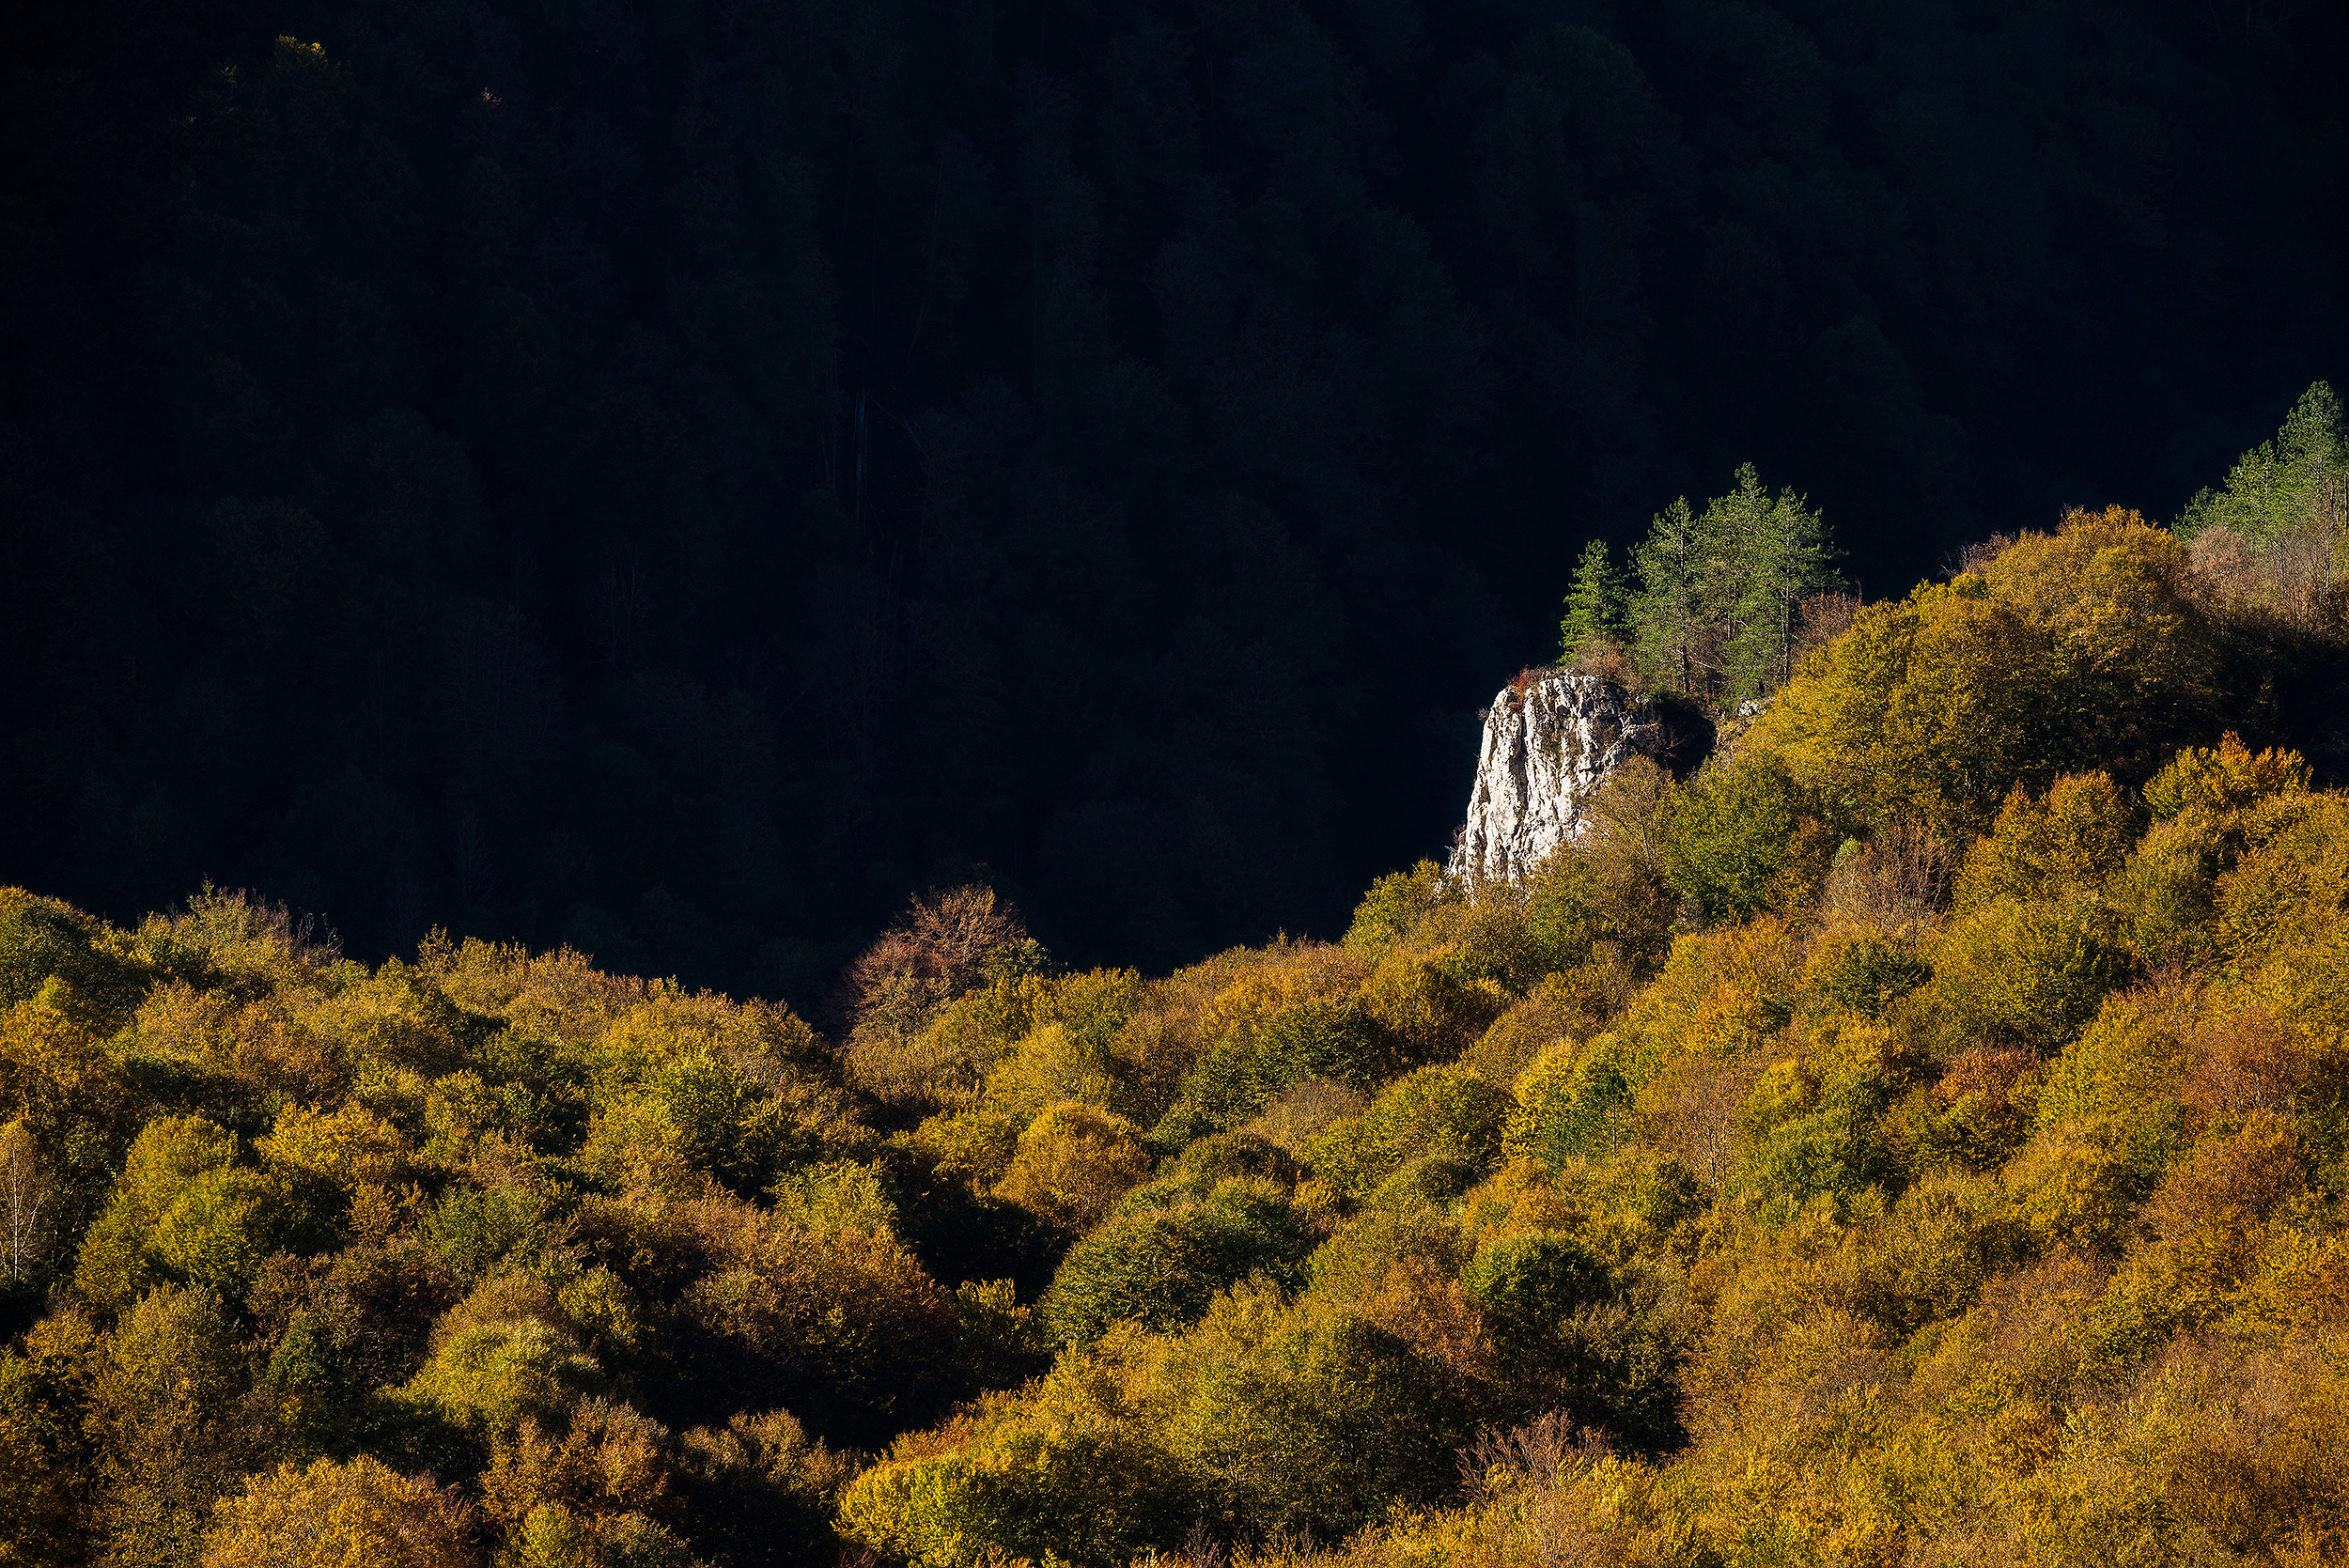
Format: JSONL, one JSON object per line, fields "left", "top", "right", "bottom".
{"left": 1448, "top": 670, "right": 1669, "bottom": 882}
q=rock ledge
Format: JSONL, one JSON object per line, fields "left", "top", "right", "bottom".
{"left": 1448, "top": 670, "right": 1671, "bottom": 882}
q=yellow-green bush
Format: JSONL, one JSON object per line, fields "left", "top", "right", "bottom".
{"left": 1923, "top": 893, "right": 2135, "bottom": 1055}
{"left": 1952, "top": 770, "right": 2135, "bottom": 908}
{"left": 71, "top": 1115, "right": 246, "bottom": 1314}
{"left": 1756, "top": 509, "right": 2223, "bottom": 839}
{"left": 1355, "top": 943, "right": 1508, "bottom": 1074}
{"left": 1735, "top": 1018, "right": 1913, "bottom": 1219}
{"left": 2034, "top": 994, "right": 2188, "bottom": 1149}
{"left": 836, "top": 1334, "right": 1200, "bottom": 1568}
{"left": 1308, "top": 1066, "right": 1509, "bottom": 1195}
{"left": 1340, "top": 862, "right": 1455, "bottom": 958}
{"left": 994, "top": 1101, "right": 1153, "bottom": 1231}
{"left": 201, "top": 1453, "right": 477, "bottom": 1568}
{"left": 398, "top": 1315, "right": 605, "bottom": 1439}
{"left": 1800, "top": 922, "right": 1931, "bottom": 1019}
{"left": 1520, "top": 778, "right": 1678, "bottom": 980}
{"left": 1660, "top": 751, "right": 1824, "bottom": 922}
{"left": 1041, "top": 1176, "right": 1317, "bottom": 1346}
{"left": 1508, "top": 1036, "right": 1641, "bottom": 1171}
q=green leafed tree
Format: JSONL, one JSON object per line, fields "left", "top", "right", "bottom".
{"left": 1708, "top": 464, "right": 1839, "bottom": 705}
{"left": 2183, "top": 382, "right": 2347, "bottom": 544}
{"left": 1623, "top": 465, "right": 1838, "bottom": 709}
{"left": 2178, "top": 381, "right": 2347, "bottom": 629}
{"left": 1558, "top": 539, "right": 1626, "bottom": 664}
{"left": 1628, "top": 496, "right": 1709, "bottom": 697}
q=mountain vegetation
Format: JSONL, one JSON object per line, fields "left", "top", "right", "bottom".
{"left": 6, "top": 412, "right": 2349, "bottom": 1563}
{"left": 1559, "top": 463, "right": 1842, "bottom": 708}
{"left": 7, "top": 0, "right": 2349, "bottom": 986}
{"left": 1567, "top": 383, "right": 2346, "bottom": 732}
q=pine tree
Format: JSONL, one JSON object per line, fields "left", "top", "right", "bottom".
{"left": 2181, "top": 381, "right": 2346, "bottom": 544}
{"left": 1558, "top": 540, "right": 1626, "bottom": 662}
{"left": 1712, "top": 464, "right": 1838, "bottom": 705}
{"left": 1622, "top": 466, "right": 1838, "bottom": 707}
{"left": 1628, "top": 496, "right": 1708, "bottom": 696}
{"left": 2177, "top": 381, "right": 2346, "bottom": 627}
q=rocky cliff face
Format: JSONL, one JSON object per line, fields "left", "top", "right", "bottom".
{"left": 1448, "top": 670, "right": 1672, "bottom": 882}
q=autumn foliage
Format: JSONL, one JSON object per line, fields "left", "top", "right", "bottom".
{"left": 6, "top": 504, "right": 2349, "bottom": 1567}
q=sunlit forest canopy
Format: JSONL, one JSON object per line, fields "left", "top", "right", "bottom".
{"left": 5, "top": 0, "right": 2348, "bottom": 984}
{"left": 5, "top": 507, "right": 2349, "bottom": 1566}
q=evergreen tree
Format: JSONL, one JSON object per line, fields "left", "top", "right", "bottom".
{"left": 1557, "top": 540, "right": 1626, "bottom": 662}
{"left": 2181, "top": 382, "right": 2346, "bottom": 543}
{"left": 1710, "top": 465, "right": 1839, "bottom": 706}
{"left": 1623, "top": 467, "right": 1837, "bottom": 708}
{"left": 2178, "top": 382, "right": 2347, "bottom": 627}
{"left": 1628, "top": 497, "right": 1707, "bottom": 696}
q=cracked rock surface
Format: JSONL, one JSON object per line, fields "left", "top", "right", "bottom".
{"left": 1448, "top": 670, "right": 1668, "bottom": 883}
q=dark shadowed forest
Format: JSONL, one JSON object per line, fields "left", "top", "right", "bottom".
{"left": 6, "top": 0, "right": 2348, "bottom": 991}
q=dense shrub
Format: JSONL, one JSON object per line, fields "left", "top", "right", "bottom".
{"left": 1355, "top": 946, "right": 1509, "bottom": 1074}
{"left": 1735, "top": 1024, "right": 1910, "bottom": 1219}
{"left": 201, "top": 1454, "right": 477, "bottom": 1568}
{"left": 993, "top": 1102, "right": 1153, "bottom": 1233}
{"left": 1661, "top": 753, "right": 1820, "bottom": 922}
{"left": 1923, "top": 894, "right": 2136, "bottom": 1055}
{"left": 1801, "top": 924, "right": 1931, "bottom": 1019}
{"left": 1041, "top": 1178, "right": 1317, "bottom": 1346}
{"left": 1756, "top": 510, "right": 2230, "bottom": 839}
{"left": 1953, "top": 772, "right": 2136, "bottom": 908}
{"left": 1308, "top": 1068, "right": 1510, "bottom": 1195}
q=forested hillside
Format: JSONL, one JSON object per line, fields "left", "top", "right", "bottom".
{"left": 7, "top": 0, "right": 2348, "bottom": 985}
{"left": 6, "top": 504, "right": 2348, "bottom": 1566}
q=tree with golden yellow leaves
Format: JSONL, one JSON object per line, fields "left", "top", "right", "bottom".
{"left": 200, "top": 1455, "right": 476, "bottom": 1568}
